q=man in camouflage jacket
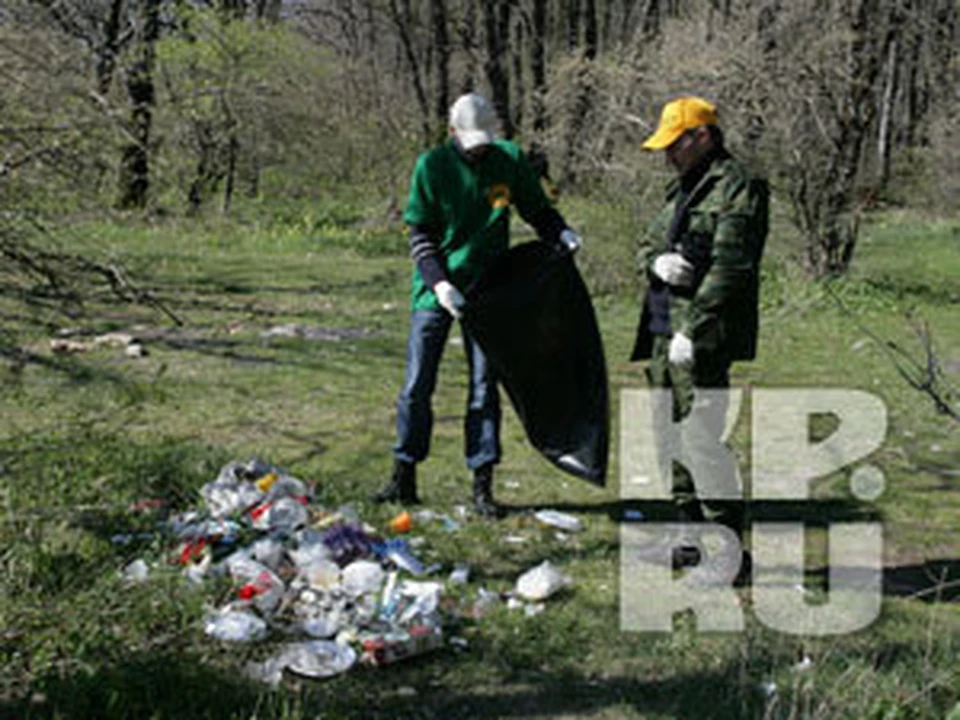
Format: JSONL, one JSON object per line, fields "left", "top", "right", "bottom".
{"left": 631, "top": 96, "right": 769, "bottom": 576}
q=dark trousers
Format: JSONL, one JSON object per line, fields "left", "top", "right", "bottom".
{"left": 393, "top": 310, "right": 501, "bottom": 470}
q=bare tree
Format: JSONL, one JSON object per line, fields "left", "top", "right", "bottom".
{"left": 745, "top": 0, "right": 894, "bottom": 275}
{"left": 387, "top": 0, "right": 433, "bottom": 144}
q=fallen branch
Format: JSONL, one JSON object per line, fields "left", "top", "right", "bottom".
{"left": 824, "top": 281, "right": 959, "bottom": 422}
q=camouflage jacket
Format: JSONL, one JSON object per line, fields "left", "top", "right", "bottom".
{"left": 630, "top": 152, "right": 769, "bottom": 364}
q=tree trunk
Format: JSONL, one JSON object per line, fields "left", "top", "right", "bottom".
{"left": 388, "top": 0, "right": 432, "bottom": 145}
{"left": 459, "top": 0, "right": 477, "bottom": 92}
{"left": 223, "top": 131, "right": 238, "bottom": 215}
{"left": 188, "top": 121, "right": 220, "bottom": 213}
{"left": 96, "top": 0, "right": 125, "bottom": 96}
{"left": 600, "top": 0, "right": 614, "bottom": 52}
{"left": 431, "top": 0, "right": 451, "bottom": 131}
{"left": 567, "top": 0, "right": 582, "bottom": 51}
{"left": 902, "top": 12, "right": 922, "bottom": 146}
{"left": 512, "top": 18, "right": 525, "bottom": 133}
{"left": 117, "top": 0, "right": 160, "bottom": 210}
{"left": 254, "top": 0, "right": 282, "bottom": 22}
{"left": 808, "top": 0, "right": 886, "bottom": 275}
{"left": 530, "top": 0, "right": 547, "bottom": 135}
{"left": 482, "top": 0, "right": 514, "bottom": 138}
{"left": 876, "top": 33, "right": 899, "bottom": 188}
{"left": 621, "top": 0, "right": 637, "bottom": 45}
{"left": 584, "top": 0, "right": 598, "bottom": 59}
{"left": 642, "top": 0, "right": 661, "bottom": 42}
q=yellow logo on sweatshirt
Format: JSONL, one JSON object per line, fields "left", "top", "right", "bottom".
{"left": 487, "top": 183, "right": 511, "bottom": 209}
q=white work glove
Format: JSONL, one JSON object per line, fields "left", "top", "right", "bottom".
{"left": 433, "top": 280, "right": 465, "bottom": 319}
{"left": 668, "top": 332, "right": 694, "bottom": 369}
{"left": 559, "top": 228, "right": 582, "bottom": 253}
{"left": 652, "top": 252, "right": 695, "bottom": 287}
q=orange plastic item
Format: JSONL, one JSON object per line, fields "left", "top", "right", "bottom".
{"left": 388, "top": 511, "right": 412, "bottom": 534}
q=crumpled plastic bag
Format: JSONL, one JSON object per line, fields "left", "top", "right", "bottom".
{"left": 226, "top": 554, "right": 285, "bottom": 615}
{"left": 341, "top": 559, "right": 385, "bottom": 597}
{"left": 515, "top": 560, "right": 572, "bottom": 601}
{"left": 204, "top": 609, "right": 268, "bottom": 642}
{"left": 201, "top": 460, "right": 312, "bottom": 521}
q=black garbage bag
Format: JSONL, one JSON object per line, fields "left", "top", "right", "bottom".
{"left": 462, "top": 241, "right": 608, "bottom": 486}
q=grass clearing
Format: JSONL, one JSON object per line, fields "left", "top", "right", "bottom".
{"left": 1, "top": 198, "right": 959, "bottom": 719}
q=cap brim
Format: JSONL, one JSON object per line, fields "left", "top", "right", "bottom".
{"left": 456, "top": 129, "right": 494, "bottom": 151}
{"left": 641, "top": 125, "right": 684, "bottom": 151}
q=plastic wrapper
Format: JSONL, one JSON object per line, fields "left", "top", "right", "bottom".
{"left": 262, "top": 474, "right": 311, "bottom": 504}
{"left": 471, "top": 588, "right": 502, "bottom": 618}
{"left": 379, "top": 538, "right": 426, "bottom": 575}
{"left": 359, "top": 624, "right": 443, "bottom": 666}
{"left": 448, "top": 564, "right": 470, "bottom": 585}
{"left": 321, "top": 522, "right": 378, "bottom": 567}
{"left": 298, "top": 558, "right": 341, "bottom": 591}
{"left": 202, "top": 460, "right": 312, "bottom": 520}
{"left": 289, "top": 537, "right": 333, "bottom": 569}
{"left": 515, "top": 560, "right": 572, "bottom": 602}
{"left": 201, "top": 462, "right": 268, "bottom": 518}
{"left": 252, "top": 537, "right": 285, "bottom": 570}
{"left": 204, "top": 609, "right": 268, "bottom": 642}
{"left": 395, "top": 581, "right": 443, "bottom": 625}
{"left": 226, "top": 555, "right": 285, "bottom": 615}
{"left": 122, "top": 558, "right": 149, "bottom": 583}
{"left": 293, "top": 587, "right": 354, "bottom": 638}
{"left": 341, "top": 560, "right": 386, "bottom": 597}
{"left": 301, "top": 614, "right": 344, "bottom": 639}
{"left": 248, "top": 496, "right": 309, "bottom": 533}
{"left": 534, "top": 509, "right": 583, "bottom": 532}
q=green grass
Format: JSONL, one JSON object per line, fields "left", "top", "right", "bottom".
{"left": 1, "top": 197, "right": 959, "bottom": 719}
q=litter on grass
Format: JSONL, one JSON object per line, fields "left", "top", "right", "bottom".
{"left": 128, "top": 458, "right": 574, "bottom": 684}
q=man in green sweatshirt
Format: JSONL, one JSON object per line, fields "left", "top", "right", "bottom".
{"left": 374, "top": 93, "right": 582, "bottom": 518}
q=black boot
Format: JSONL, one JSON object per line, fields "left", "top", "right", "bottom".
{"left": 672, "top": 504, "right": 704, "bottom": 569}
{"left": 472, "top": 463, "right": 504, "bottom": 519}
{"left": 373, "top": 459, "right": 420, "bottom": 505}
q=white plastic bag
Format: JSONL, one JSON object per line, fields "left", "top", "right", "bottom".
{"left": 204, "top": 609, "right": 268, "bottom": 642}
{"left": 341, "top": 559, "right": 385, "bottom": 597}
{"left": 227, "top": 555, "right": 284, "bottom": 615}
{"left": 515, "top": 560, "right": 572, "bottom": 601}
{"left": 533, "top": 509, "right": 583, "bottom": 532}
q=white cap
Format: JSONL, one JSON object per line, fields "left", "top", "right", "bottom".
{"left": 449, "top": 93, "right": 496, "bottom": 150}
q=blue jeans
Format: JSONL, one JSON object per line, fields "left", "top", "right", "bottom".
{"left": 394, "top": 310, "right": 501, "bottom": 470}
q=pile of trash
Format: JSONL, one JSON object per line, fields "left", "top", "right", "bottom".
{"left": 123, "top": 459, "right": 576, "bottom": 685}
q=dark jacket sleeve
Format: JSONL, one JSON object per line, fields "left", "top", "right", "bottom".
{"left": 409, "top": 224, "right": 446, "bottom": 287}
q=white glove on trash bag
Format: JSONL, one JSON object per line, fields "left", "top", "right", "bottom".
{"left": 433, "top": 280, "right": 465, "bottom": 319}
{"left": 559, "top": 229, "right": 582, "bottom": 253}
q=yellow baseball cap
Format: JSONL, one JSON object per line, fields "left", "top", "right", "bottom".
{"left": 641, "top": 96, "right": 718, "bottom": 150}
